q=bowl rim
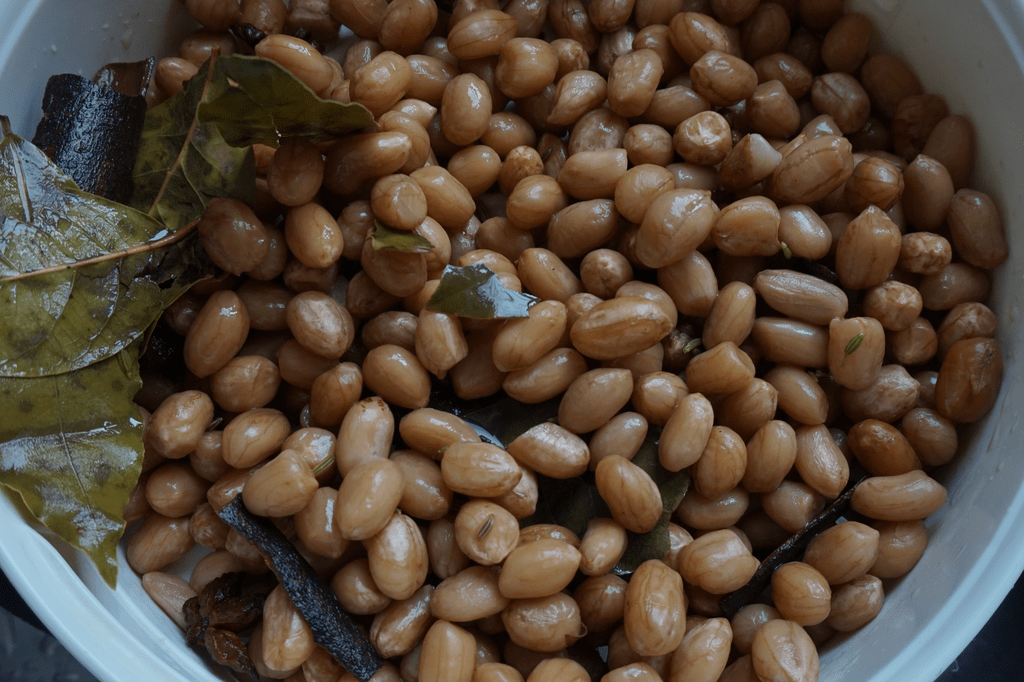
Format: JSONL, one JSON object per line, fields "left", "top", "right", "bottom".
{"left": 1, "top": 1, "right": 1023, "bottom": 681}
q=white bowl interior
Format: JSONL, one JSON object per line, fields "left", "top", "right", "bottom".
{"left": 0, "top": 1, "right": 1022, "bottom": 681}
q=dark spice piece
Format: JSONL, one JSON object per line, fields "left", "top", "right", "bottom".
{"left": 182, "top": 571, "right": 270, "bottom": 680}
{"left": 204, "top": 628, "right": 255, "bottom": 677}
{"left": 31, "top": 58, "right": 152, "bottom": 204}
{"left": 218, "top": 497, "right": 385, "bottom": 682}
{"left": 231, "top": 23, "right": 268, "bottom": 49}
{"left": 230, "top": 24, "right": 324, "bottom": 52}
{"left": 717, "top": 476, "right": 867, "bottom": 618}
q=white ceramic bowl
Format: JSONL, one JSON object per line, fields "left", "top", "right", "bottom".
{"left": 1, "top": 1, "right": 1022, "bottom": 680}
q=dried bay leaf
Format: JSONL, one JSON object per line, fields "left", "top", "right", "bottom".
{"left": 503, "top": 417, "right": 690, "bottom": 573}
{"left": 0, "top": 51, "right": 375, "bottom": 590}
{"left": 463, "top": 398, "right": 611, "bottom": 538}
{"left": 132, "top": 53, "right": 372, "bottom": 232}
{"left": 131, "top": 56, "right": 255, "bottom": 232}
{"left": 463, "top": 396, "right": 561, "bottom": 450}
{"left": 0, "top": 343, "right": 145, "bottom": 588}
{"left": 613, "top": 429, "right": 690, "bottom": 574}
{"left": 522, "top": 474, "right": 611, "bottom": 539}
{"left": 0, "top": 126, "right": 205, "bottom": 378}
{"left": 427, "top": 263, "right": 538, "bottom": 319}
{"left": 197, "top": 54, "right": 373, "bottom": 147}
{"left": 371, "top": 221, "right": 434, "bottom": 253}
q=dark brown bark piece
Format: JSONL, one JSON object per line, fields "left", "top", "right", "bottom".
{"left": 718, "top": 476, "right": 867, "bottom": 618}
{"left": 218, "top": 497, "right": 384, "bottom": 682}
{"left": 31, "top": 58, "right": 152, "bottom": 203}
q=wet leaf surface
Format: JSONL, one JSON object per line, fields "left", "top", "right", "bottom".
{"left": 613, "top": 431, "right": 690, "bottom": 574}
{"left": 197, "top": 54, "right": 373, "bottom": 147}
{"left": 463, "top": 399, "right": 690, "bottom": 572}
{"left": 0, "top": 344, "right": 144, "bottom": 588}
{"left": 371, "top": 221, "right": 434, "bottom": 253}
{"left": 132, "top": 54, "right": 371, "bottom": 232}
{"left": 426, "top": 263, "right": 538, "bottom": 319}
{"left": 130, "top": 55, "right": 255, "bottom": 232}
{"left": 0, "top": 127, "right": 205, "bottom": 378}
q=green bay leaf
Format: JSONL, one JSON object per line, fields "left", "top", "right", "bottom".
{"left": 463, "top": 396, "right": 561, "bottom": 448}
{"left": 197, "top": 54, "right": 373, "bottom": 147}
{"left": 130, "top": 56, "right": 255, "bottom": 232}
{"left": 427, "top": 263, "right": 538, "bottom": 319}
{"left": 0, "top": 343, "right": 145, "bottom": 588}
{"left": 0, "top": 130, "right": 206, "bottom": 378}
{"left": 614, "top": 428, "right": 690, "bottom": 574}
{"left": 372, "top": 221, "right": 434, "bottom": 253}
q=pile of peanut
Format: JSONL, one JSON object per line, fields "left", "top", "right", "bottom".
{"left": 129, "top": 1, "right": 1007, "bottom": 681}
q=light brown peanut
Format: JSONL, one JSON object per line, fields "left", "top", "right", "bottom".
{"left": 767, "top": 134, "right": 854, "bottom": 204}
{"left": 793, "top": 424, "right": 849, "bottom": 500}
{"left": 335, "top": 396, "right": 394, "bottom": 476}
{"left": 751, "top": 318, "right": 829, "bottom": 368}
{"left": 828, "top": 574, "right": 885, "bottom": 632}
{"left": 419, "top": 620, "right": 477, "bottom": 682}
{"left": 753, "top": 269, "right": 848, "bottom": 326}
{"left": 851, "top": 470, "right": 947, "bottom": 521}
{"left": 262, "top": 584, "right": 316, "bottom": 673}
{"left": 595, "top": 455, "right": 663, "bottom": 534}
{"left": 502, "top": 593, "right": 586, "bottom": 654}
{"left": 145, "top": 390, "right": 214, "bottom": 460}
{"left": 127, "top": 514, "right": 194, "bottom": 574}
{"left": 455, "top": 499, "right": 520, "bottom": 566}
{"left": 331, "top": 558, "right": 391, "bottom": 616}
{"left": 669, "top": 617, "right": 733, "bottom": 682}
{"left": 835, "top": 206, "right": 902, "bottom": 289}
{"left": 624, "top": 560, "right": 686, "bottom": 656}
{"left": 636, "top": 188, "right": 716, "bottom": 268}
{"left": 804, "top": 521, "right": 880, "bottom": 586}
{"left": 361, "top": 345, "right": 432, "bottom": 410}
{"left": 761, "top": 481, "right": 825, "bottom": 534}
{"left": 367, "top": 512, "right": 430, "bottom": 600}
{"left": 764, "top": 365, "right": 829, "bottom": 426}
{"left": 370, "top": 585, "right": 435, "bottom": 660}
{"left": 934, "top": 338, "right": 1002, "bottom": 423}
{"left": 558, "top": 368, "right": 634, "bottom": 435}
{"left": 678, "top": 529, "right": 759, "bottom": 595}
{"left": 848, "top": 419, "right": 922, "bottom": 476}
{"left": 242, "top": 450, "right": 318, "bottom": 517}
{"left": 743, "top": 420, "right": 798, "bottom": 493}
{"left": 901, "top": 407, "right": 959, "bottom": 468}
{"left": 570, "top": 297, "right": 674, "bottom": 360}
{"left": 685, "top": 342, "right": 755, "bottom": 396}
{"left": 508, "top": 421, "right": 590, "bottom": 479}
{"left": 751, "top": 619, "right": 819, "bottom": 682}
{"left": 335, "top": 459, "right": 406, "bottom": 541}
{"left": 499, "top": 538, "right": 581, "bottom": 599}
{"left": 660, "top": 393, "right": 715, "bottom": 472}
{"left": 183, "top": 291, "right": 250, "bottom": 378}
{"left": 828, "top": 316, "right": 885, "bottom": 390}
{"left": 869, "top": 519, "right": 929, "bottom": 579}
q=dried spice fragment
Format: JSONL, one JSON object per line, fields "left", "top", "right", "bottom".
{"left": 218, "top": 497, "right": 384, "bottom": 682}
{"left": 717, "top": 476, "right": 867, "bottom": 618}
{"left": 205, "top": 628, "right": 257, "bottom": 678}
{"left": 182, "top": 571, "right": 271, "bottom": 680}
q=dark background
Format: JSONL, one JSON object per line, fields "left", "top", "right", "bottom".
{"left": 0, "top": 568, "right": 1021, "bottom": 681}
